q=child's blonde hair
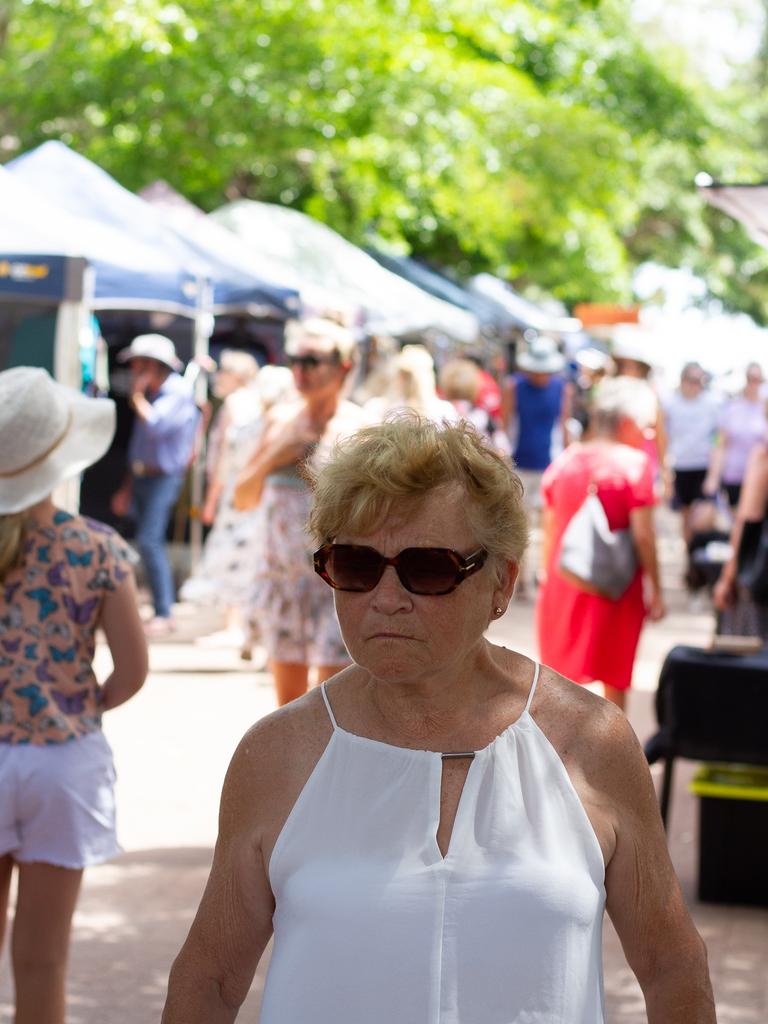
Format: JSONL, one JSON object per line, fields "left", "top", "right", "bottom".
{"left": 0, "top": 511, "right": 29, "bottom": 581}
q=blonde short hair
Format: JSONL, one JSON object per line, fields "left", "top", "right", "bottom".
{"left": 439, "top": 359, "right": 481, "bottom": 403}
{"left": 592, "top": 376, "right": 657, "bottom": 432}
{"left": 218, "top": 349, "right": 259, "bottom": 384}
{"left": 308, "top": 415, "right": 528, "bottom": 564}
{"left": 390, "top": 344, "right": 439, "bottom": 410}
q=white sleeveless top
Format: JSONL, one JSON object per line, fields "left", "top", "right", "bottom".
{"left": 260, "top": 664, "right": 606, "bottom": 1023}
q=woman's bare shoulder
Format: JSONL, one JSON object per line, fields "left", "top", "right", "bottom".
{"left": 533, "top": 667, "right": 643, "bottom": 778}
{"left": 533, "top": 668, "right": 654, "bottom": 862}
{"left": 232, "top": 690, "right": 331, "bottom": 774}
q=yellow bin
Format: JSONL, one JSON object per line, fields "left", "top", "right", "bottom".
{"left": 690, "top": 763, "right": 768, "bottom": 906}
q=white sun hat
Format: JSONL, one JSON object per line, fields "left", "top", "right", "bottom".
{"left": 516, "top": 336, "right": 566, "bottom": 374}
{"left": 116, "top": 333, "right": 183, "bottom": 371}
{"left": 611, "top": 326, "right": 657, "bottom": 368}
{"left": 0, "top": 367, "right": 116, "bottom": 514}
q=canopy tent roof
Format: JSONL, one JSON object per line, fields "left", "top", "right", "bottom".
{"left": 6, "top": 142, "right": 298, "bottom": 318}
{"left": 0, "top": 165, "right": 200, "bottom": 316}
{"left": 139, "top": 179, "right": 314, "bottom": 317}
{"left": 365, "top": 248, "right": 519, "bottom": 338}
{"left": 210, "top": 200, "right": 480, "bottom": 344}
{"left": 468, "top": 273, "right": 582, "bottom": 334}
{"left": 697, "top": 179, "right": 768, "bottom": 249}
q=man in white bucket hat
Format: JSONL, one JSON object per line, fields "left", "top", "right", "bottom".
{"left": 112, "top": 334, "right": 199, "bottom": 635}
{"left": 116, "top": 332, "right": 183, "bottom": 372}
{"left": 0, "top": 366, "right": 147, "bottom": 1024}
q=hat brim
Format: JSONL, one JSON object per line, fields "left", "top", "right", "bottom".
{"left": 516, "top": 354, "right": 565, "bottom": 374}
{"left": 575, "top": 349, "right": 611, "bottom": 372}
{"left": 612, "top": 350, "right": 651, "bottom": 368}
{"left": 0, "top": 391, "right": 116, "bottom": 514}
{"left": 117, "top": 345, "right": 182, "bottom": 371}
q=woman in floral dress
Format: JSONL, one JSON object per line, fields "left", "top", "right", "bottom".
{"left": 235, "top": 320, "right": 365, "bottom": 705}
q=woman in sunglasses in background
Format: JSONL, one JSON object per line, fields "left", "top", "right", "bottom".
{"left": 164, "top": 417, "right": 714, "bottom": 1024}
{"left": 234, "top": 317, "right": 366, "bottom": 705}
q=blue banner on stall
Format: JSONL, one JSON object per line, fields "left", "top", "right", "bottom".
{"left": 0, "top": 254, "right": 84, "bottom": 303}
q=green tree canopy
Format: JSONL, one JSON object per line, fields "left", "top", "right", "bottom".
{"left": 2, "top": 0, "right": 767, "bottom": 318}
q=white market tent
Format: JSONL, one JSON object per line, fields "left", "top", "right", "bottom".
{"left": 6, "top": 142, "right": 299, "bottom": 318}
{"left": 0, "top": 164, "right": 200, "bottom": 317}
{"left": 139, "top": 179, "right": 329, "bottom": 317}
{"left": 468, "top": 273, "right": 583, "bottom": 335}
{"left": 210, "top": 200, "right": 480, "bottom": 345}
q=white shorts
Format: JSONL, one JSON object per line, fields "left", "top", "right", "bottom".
{"left": 0, "top": 730, "right": 121, "bottom": 869}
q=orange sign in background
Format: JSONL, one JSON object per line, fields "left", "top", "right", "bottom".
{"left": 573, "top": 304, "right": 641, "bottom": 327}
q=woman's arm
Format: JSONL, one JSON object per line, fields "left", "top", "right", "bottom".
{"left": 98, "top": 573, "right": 148, "bottom": 710}
{"left": 703, "top": 432, "right": 725, "bottom": 496}
{"left": 713, "top": 443, "right": 768, "bottom": 610}
{"left": 234, "top": 412, "right": 319, "bottom": 510}
{"left": 600, "top": 714, "right": 716, "bottom": 1022}
{"left": 161, "top": 732, "right": 276, "bottom": 1023}
{"left": 499, "top": 376, "right": 516, "bottom": 434}
{"left": 202, "top": 404, "right": 231, "bottom": 524}
{"left": 559, "top": 380, "right": 575, "bottom": 448}
{"left": 629, "top": 504, "right": 665, "bottom": 621}
{"left": 202, "top": 477, "right": 225, "bottom": 526}
{"left": 539, "top": 505, "right": 556, "bottom": 580}
{"left": 652, "top": 404, "right": 672, "bottom": 500}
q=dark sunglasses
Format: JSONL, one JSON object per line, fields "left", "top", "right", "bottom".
{"left": 313, "top": 543, "right": 488, "bottom": 595}
{"left": 287, "top": 354, "right": 338, "bottom": 371}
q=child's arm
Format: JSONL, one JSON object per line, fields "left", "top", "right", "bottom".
{"left": 98, "top": 573, "right": 149, "bottom": 710}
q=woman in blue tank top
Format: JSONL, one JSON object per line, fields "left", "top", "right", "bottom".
{"left": 162, "top": 417, "right": 715, "bottom": 1024}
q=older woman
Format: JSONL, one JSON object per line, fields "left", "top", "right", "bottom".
{"left": 162, "top": 417, "right": 714, "bottom": 1024}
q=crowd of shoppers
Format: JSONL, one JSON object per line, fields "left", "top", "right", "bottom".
{"left": 6, "top": 317, "right": 765, "bottom": 1021}
{"left": 114, "top": 323, "right": 768, "bottom": 694}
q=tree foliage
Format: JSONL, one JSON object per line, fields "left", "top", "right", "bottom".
{"left": 2, "top": 0, "right": 768, "bottom": 319}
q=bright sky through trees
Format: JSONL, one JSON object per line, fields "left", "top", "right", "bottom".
{"left": 632, "top": 0, "right": 764, "bottom": 86}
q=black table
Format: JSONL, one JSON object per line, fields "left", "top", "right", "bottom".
{"left": 645, "top": 644, "right": 768, "bottom": 828}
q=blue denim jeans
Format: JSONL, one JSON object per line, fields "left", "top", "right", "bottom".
{"left": 132, "top": 472, "right": 184, "bottom": 618}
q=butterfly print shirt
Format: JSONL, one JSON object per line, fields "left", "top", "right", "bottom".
{"left": 0, "top": 507, "right": 133, "bottom": 745}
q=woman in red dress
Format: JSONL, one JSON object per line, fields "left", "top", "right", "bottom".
{"left": 535, "top": 377, "right": 666, "bottom": 709}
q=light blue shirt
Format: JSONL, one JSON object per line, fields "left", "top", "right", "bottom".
{"left": 128, "top": 372, "right": 199, "bottom": 475}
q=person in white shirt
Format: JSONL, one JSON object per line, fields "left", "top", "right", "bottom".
{"left": 362, "top": 343, "right": 458, "bottom": 425}
{"left": 662, "top": 362, "right": 720, "bottom": 541}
